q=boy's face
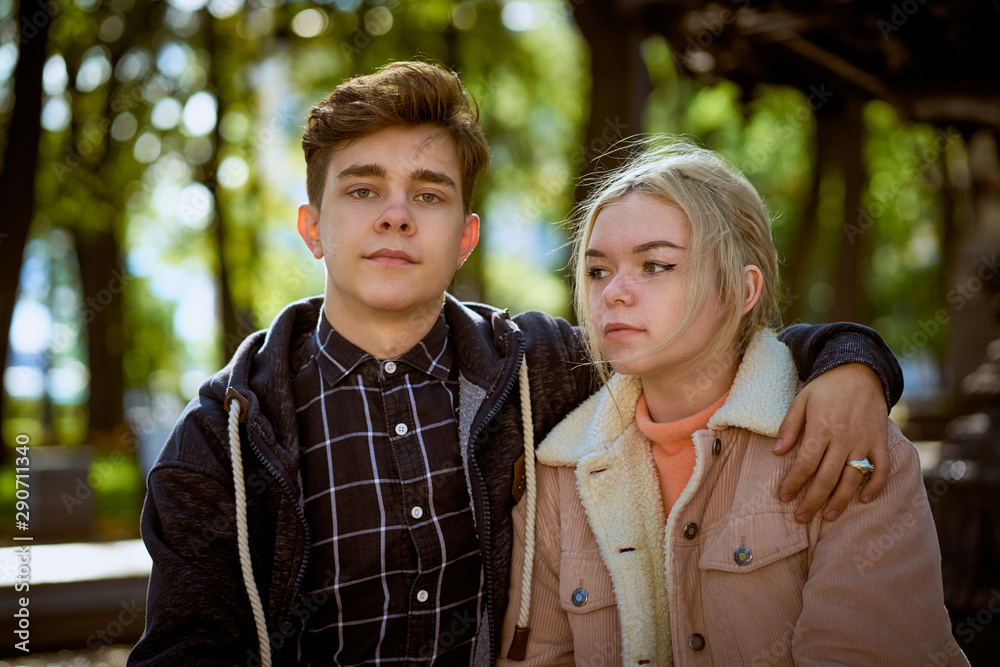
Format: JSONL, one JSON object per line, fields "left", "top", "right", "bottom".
{"left": 298, "top": 124, "right": 479, "bottom": 322}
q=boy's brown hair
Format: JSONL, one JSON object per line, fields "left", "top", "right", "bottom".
{"left": 301, "top": 61, "right": 490, "bottom": 213}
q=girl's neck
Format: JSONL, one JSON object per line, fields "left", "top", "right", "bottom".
{"left": 639, "top": 351, "right": 739, "bottom": 424}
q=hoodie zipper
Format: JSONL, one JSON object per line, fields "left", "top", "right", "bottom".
{"left": 244, "top": 423, "right": 311, "bottom": 657}
{"left": 466, "top": 332, "right": 525, "bottom": 662}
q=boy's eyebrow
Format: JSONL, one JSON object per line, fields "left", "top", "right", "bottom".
{"left": 410, "top": 168, "right": 457, "bottom": 192}
{"left": 336, "top": 163, "right": 388, "bottom": 181}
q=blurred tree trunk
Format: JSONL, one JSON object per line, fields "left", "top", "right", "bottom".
{"left": 0, "top": 0, "right": 51, "bottom": 459}
{"left": 60, "top": 1, "right": 154, "bottom": 440}
{"left": 205, "top": 10, "right": 255, "bottom": 361}
{"left": 573, "top": 2, "right": 651, "bottom": 200}
{"left": 948, "top": 131, "right": 1000, "bottom": 394}
{"left": 784, "top": 109, "right": 833, "bottom": 323}
{"left": 73, "top": 229, "right": 126, "bottom": 434}
{"left": 830, "top": 94, "right": 866, "bottom": 323}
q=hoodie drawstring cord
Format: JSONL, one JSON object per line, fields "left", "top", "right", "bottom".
{"left": 506, "top": 356, "right": 536, "bottom": 660}
{"left": 228, "top": 397, "right": 272, "bottom": 667}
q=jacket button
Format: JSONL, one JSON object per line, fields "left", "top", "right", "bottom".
{"left": 571, "top": 588, "right": 588, "bottom": 607}
{"left": 734, "top": 546, "right": 753, "bottom": 566}
{"left": 688, "top": 633, "right": 706, "bottom": 651}
{"left": 712, "top": 438, "right": 722, "bottom": 456}
{"left": 683, "top": 522, "right": 698, "bottom": 539}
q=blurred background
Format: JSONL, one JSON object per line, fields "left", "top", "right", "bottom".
{"left": 1, "top": 0, "right": 998, "bottom": 663}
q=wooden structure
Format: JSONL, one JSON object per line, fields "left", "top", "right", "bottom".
{"left": 571, "top": 1, "right": 1000, "bottom": 663}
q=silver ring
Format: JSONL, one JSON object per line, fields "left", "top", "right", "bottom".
{"left": 846, "top": 458, "right": 874, "bottom": 475}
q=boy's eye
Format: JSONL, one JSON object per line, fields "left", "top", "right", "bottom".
{"left": 352, "top": 188, "right": 372, "bottom": 199}
{"left": 418, "top": 192, "right": 440, "bottom": 203}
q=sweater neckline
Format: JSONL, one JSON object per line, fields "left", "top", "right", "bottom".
{"left": 635, "top": 391, "right": 730, "bottom": 454}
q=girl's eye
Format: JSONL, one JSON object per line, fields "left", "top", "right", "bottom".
{"left": 645, "top": 261, "right": 676, "bottom": 274}
{"left": 586, "top": 267, "right": 609, "bottom": 280}
{"left": 352, "top": 188, "right": 372, "bottom": 199}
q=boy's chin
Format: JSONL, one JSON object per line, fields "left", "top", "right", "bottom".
{"left": 359, "top": 289, "right": 443, "bottom": 316}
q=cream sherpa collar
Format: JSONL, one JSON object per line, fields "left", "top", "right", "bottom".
{"left": 537, "top": 329, "right": 798, "bottom": 467}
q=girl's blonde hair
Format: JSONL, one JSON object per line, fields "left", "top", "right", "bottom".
{"left": 572, "top": 139, "right": 781, "bottom": 381}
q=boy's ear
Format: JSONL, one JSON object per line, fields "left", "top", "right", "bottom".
{"left": 458, "top": 213, "right": 480, "bottom": 268}
{"left": 298, "top": 204, "right": 323, "bottom": 258}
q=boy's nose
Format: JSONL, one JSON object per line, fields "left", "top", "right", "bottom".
{"left": 377, "top": 195, "right": 415, "bottom": 234}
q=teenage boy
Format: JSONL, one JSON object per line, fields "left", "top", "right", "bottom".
{"left": 130, "top": 61, "right": 903, "bottom": 666}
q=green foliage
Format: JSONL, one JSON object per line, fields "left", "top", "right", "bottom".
{"left": 0, "top": 0, "right": 967, "bottom": 469}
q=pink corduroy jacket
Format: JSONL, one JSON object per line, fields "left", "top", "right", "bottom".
{"left": 498, "top": 330, "right": 968, "bottom": 667}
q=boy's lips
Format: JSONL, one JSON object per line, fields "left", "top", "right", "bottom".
{"left": 367, "top": 248, "right": 417, "bottom": 266}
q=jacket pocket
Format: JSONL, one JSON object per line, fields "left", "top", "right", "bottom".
{"left": 698, "top": 511, "right": 807, "bottom": 574}
{"left": 558, "top": 553, "right": 617, "bottom": 614}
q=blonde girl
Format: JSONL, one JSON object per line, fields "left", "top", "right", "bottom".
{"left": 498, "top": 141, "right": 966, "bottom": 666}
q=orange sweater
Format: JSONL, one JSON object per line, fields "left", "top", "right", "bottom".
{"left": 634, "top": 391, "right": 729, "bottom": 516}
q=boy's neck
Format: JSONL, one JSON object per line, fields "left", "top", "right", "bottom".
{"left": 639, "top": 352, "right": 738, "bottom": 424}
{"left": 322, "top": 293, "right": 445, "bottom": 360}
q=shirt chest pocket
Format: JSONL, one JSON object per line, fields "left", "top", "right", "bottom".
{"left": 695, "top": 512, "right": 809, "bottom": 664}
{"left": 558, "top": 553, "right": 617, "bottom": 614}
{"left": 697, "top": 511, "right": 808, "bottom": 574}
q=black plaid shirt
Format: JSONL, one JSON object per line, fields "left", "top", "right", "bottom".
{"left": 291, "top": 308, "right": 483, "bottom": 665}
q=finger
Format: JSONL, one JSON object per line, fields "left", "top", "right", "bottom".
{"left": 860, "top": 441, "right": 890, "bottom": 503}
{"left": 792, "top": 451, "right": 845, "bottom": 522}
{"left": 774, "top": 392, "right": 807, "bottom": 456}
{"left": 778, "top": 420, "right": 828, "bottom": 502}
{"left": 821, "top": 466, "right": 866, "bottom": 521}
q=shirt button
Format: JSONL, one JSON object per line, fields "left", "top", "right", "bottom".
{"left": 411, "top": 506, "right": 423, "bottom": 519}
{"left": 688, "top": 633, "right": 706, "bottom": 651}
{"left": 734, "top": 546, "right": 753, "bottom": 566}
{"left": 384, "top": 361, "right": 397, "bottom": 374}
{"left": 571, "top": 588, "right": 588, "bottom": 607}
{"left": 394, "top": 423, "right": 408, "bottom": 436}
{"left": 683, "top": 522, "right": 699, "bottom": 539}
{"left": 712, "top": 438, "right": 722, "bottom": 456}
{"left": 416, "top": 589, "right": 429, "bottom": 603}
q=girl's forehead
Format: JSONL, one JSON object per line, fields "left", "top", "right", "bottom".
{"left": 590, "top": 194, "right": 690, "bottom": 247}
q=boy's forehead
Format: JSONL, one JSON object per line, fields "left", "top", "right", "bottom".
{"left": 323, "top": 126, "right": 461, "bottom": 183}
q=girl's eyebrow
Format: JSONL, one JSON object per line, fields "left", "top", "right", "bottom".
{"left": 632, "top": 240, "right": 686, "bottom": 253}
{"left": 585, "top": 240, "right": 687, "bottom": 260}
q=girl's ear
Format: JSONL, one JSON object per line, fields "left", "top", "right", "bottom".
{"left": 742, "top": 265, "right": 764, "bottom": 315}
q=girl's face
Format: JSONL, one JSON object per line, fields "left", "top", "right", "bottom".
{"left": 585, "top": 192, "right": 728, "bottom": 379}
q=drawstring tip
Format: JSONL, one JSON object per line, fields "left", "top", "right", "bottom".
{"left": 506, "top": 626, "right": 531, "bottom": 661}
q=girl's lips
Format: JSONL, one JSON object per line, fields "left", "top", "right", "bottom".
{"left": 604, "top": 325, "right": 644, "bottom": 340}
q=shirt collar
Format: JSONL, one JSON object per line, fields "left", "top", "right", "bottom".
{"left": 313, "top": 307, "right": 454, "bottom": 385}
